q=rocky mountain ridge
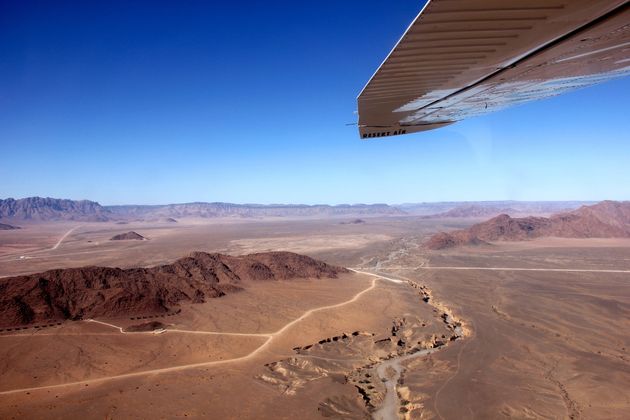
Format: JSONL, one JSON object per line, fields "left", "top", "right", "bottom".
{"left": 0, "top": 251, "right": 348, "bottom": 328}
{"left": 0, "top": 197, "right": 405, "bottom": 221}
{"left": 399, "top": 200, "right": 591, "bottom": 216}
{"left": 105, "top": 202, "right": 405, "bottom": 219}
{"left": 426, "top": 200, "right": 630, "bottom": 250}
{"left": 0, "top": 197, "right": 111, "bottom": 221}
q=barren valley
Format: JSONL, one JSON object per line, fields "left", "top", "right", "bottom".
{"left": 1, "top": 205, "right": 629, "bottom": 419}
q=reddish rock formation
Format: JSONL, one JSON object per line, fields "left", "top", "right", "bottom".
{"left": 424, "top": 231, "right": 488, "bottom": 250}
{"left": 110, "top": 231, "right": 145, "bottom": 241}
{"left": 0, "top": 252, "right": 347, "bottom": 327}
{"left": 426, "top": 200, "right": 630, "bottom": 250}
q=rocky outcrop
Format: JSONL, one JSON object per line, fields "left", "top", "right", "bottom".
{"left": 0, "top": 252, "right": 348, "bottom": 327}
{"left": 110, "top": 231, "right": 146, "bottom": 241}
{"left": 425, "top": 200, "right": 630, "bottom": 249}
{"left": 424, "top": 231, "right": 489, "bottom": 250}
{"left": 340, "top": 219, "right": 366, "bottom": 225}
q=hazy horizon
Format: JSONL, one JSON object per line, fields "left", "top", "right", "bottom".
{"left": 0, "top": 195, "right": 607, "bottom": 207}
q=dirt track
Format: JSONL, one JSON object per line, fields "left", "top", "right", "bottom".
{"left": 379, "top": 266, "right": 630, "bottom": 273}
{"left": 0, "top": 276, "right": 386, "bottom": 396}
{"left": 51, "top": 225, "right": 82, "bottom": 250}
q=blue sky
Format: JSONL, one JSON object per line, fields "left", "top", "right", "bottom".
{"left": 1, "top": 1, "right": 629, "bottom": 205}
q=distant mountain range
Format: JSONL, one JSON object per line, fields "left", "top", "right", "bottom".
{"left": 0, "top": 197, "right": 111, "bottom": 222}
{"left": 426, "top": 200, "right": 630, "bottom": 249}
{"left": 423, "top": 204, "right": 520, "bottom": 219}
{"left": 1, "top": 197, "right": 621, "bottom": 224}
{"left": 0, "top": 197, "right": 404, "bottom": 222}
{"left": 400, "top": 201, "right": 593, "bottom": 216}
{"left": 105, "top": 202, "right": 405, "bottom": 219}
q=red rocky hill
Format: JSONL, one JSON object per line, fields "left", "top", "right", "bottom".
{"left": 0, "top": 252, "right": 347, "bottom": 327}
{"left": 111, "top": 231, "right": 145, "bottom": 240}
{"left": 426, "top": 201, "right": 630, "bottom": 250}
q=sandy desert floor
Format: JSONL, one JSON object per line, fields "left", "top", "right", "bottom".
{"left": 1, "top": 217, "right": 629, "bottom": 419}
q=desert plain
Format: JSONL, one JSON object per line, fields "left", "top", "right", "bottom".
{"left": 1, "top": 215, "right": 629, "bottom": 419}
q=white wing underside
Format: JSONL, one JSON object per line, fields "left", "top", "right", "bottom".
{"left": 357, "top": 0, "right": 630, "bottom": 138}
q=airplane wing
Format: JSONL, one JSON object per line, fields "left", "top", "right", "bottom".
{"left": 357, "top": 0, "right": 630, "bottom": 139}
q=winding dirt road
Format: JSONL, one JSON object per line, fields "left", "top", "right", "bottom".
{"left": 0, "top": 275, "right": 388, "bottom": 396}
{"left": 51, "top": 225, "right": 82, "bottom": 250}
{"left": 0, "top": 225, "right": 83, "bottom": 264}
{"left": 349, "top": 268, "right": 404, "bottom": 283}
